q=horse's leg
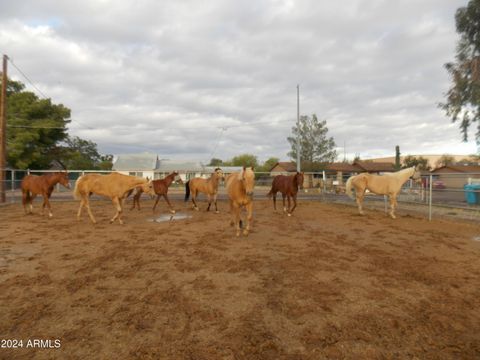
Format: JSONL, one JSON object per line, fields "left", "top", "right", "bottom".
{"left": 42, "top": 192, "right": 53, "bottom": 218}
{"left": 272, "top": 191, "right": 277, "bottom": 211}
{"left": 282, "top": 193, "right": 287, "bottom": 212}
{"left": 243, "top": 201, "right": 253, "bottom": 236}
{"left": 287, "top": 194, "right": 292, "bottom": 216}
{"left": 233, "top": 203, "right": 241, "bottom": 237}
{"left": 206, "top": 193, "right": 212, "bottom": 212}
{"left": 77, "top": 197, "right": 84, "bottom": 220}
{"left": 152, "top": 195, "right": 161, "bottom": 212}
{"left": 192, "top": 190, "right": 199, "bottom": 211}
{"left": 22, "top": 190, "right": 29, "bottom": 214}
{"left": 389, "top": 194, "right": 397, "bottom": 219}
{"left": 214, "top": 193, "right": 219, "bottom": 213}
{"left": 356, "top": 190, "right": 366, "bottom": 215}
{"left": 163, "top": 194, "right": 175, "bottom": 214}
{"left": 289, "top": 194, "right": 298, "bottom": 215}
{"left": 84, "top": 196, "right": 97, "bottom": 224}
{"left": 110, "top": 197, "right": 123, "bottom": 224}
{"left": 131, "top": 191, "right": 139, "bottom": 211}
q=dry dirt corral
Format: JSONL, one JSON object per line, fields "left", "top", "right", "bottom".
{"left": 0, "top": 198, "right": 479, "bottom": 360}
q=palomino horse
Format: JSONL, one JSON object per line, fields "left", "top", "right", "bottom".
{"left": 21, "top": 172, "right": 70, "bottom": 218}
{"left": 131, "top": 171, "right": 181, "bottom": 213}
{"left": 74, "top": 172, "right": 154, "bottom": 224}
{"left": 185, "top": 168, "right": 224, "bottom": 213}
{"left": 267, "top": 172, "right": 304, "bottom": 216}
{"left": 226, "top": 167, "right": 255, "bottom": 236}
{"left": 346, "top": 166, "right": 422, "bottom": 219}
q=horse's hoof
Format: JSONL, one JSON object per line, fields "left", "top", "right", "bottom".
{"left": 194, "top": 207, "right": 199, "bottom": 211}
{"left": 236, "top": 232, "right": 240, "bottom": 237}
{"left": 243, "top": 230, "right": 249, "bottom": 236}
{"left": 287, "top": 213, "right": 292, "bottom": 217}
{"left": 170, "top": 209, "right": 176, "bottom": 214}
{"left": 215, "top": 211, "right": 219, "bottom": 214}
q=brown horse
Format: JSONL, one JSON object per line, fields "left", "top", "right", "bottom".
{"left": 21, "top": 172, "right": 70, "bottom": 218}
{"left": 185, "top": 168, "right": 224, "bottom": 213}
{"left": 267, "top": 172, "right": 304, "bottom": 216}
{"left": 74, "top": 172, "right": 154, "bottom": 224}
{"left": 131, "top": 171, "right": 180, "bottom": 213}
{"left": 225, "top": 167, "right": 255, "bottom": 237}
{"left": 346, "top": 166, "right": 422, "bottom": 219}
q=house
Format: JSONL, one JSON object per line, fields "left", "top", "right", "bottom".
{"left": 269, "top": 162, "right": 297, "bottom": 175}
{"left": 112, "top": 152, "right": 160, "bottom": 179}
{"left": 430, "top": 165, "right": 480, "bottom": 189}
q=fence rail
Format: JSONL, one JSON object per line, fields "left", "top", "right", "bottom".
{"left": 1, "top": 169, "right": 480, "bottom": 221}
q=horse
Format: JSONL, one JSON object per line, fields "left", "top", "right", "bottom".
{"left": 267, "top": 172, "right": 304, "bottom": 216}
{"left": 21, "top": 172, "right": 70, "bottom": 218}
{"left": 345, "top": 165, "right": 422, "bottom": 219}
{"left": 130, "top": 171, "right": 180, "bottom": 213}
{"left": 185, "top": 168, "right": 224, "bottom": 213}
{"left": 74, "top": 172, "right": 154, "bottom": 224}
{"left": 225, "top": 167, "right": 255, "bottom": 236}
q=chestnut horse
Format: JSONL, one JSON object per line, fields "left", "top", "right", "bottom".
{"left": 185, "top": 168, "right": 224, "bottom": 213}
{"left": 267, "top": 172, "right": 304, "bottom": 216}
{"left": 346, "top": 166, "right": 421, "bottom": 219}
{"left": 74, "top": 172, "right": 154, "bottom": 224}
{"left": 21, "top": 172, "right": 70, "bottom": 218}
{"left": 130, "top": 171, "right": 180, "bottom": 213}
{"left": 225, "top": 167, "right": 255, "bottom": 237}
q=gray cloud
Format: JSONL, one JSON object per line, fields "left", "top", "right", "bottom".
{"left": 0, "top": 0, "right": 475, "bottom": 163}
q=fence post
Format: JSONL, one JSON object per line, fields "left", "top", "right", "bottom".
{"left": 322, "top": 171, "right": 326, "bottom": 193}
{"left": 384, "top": 195, "right": 387, "bottom": 213}
{"left": 11, "top": 169, "right": 14, "bottom": 203}
{"left": 428, "top": 174, "right": 432, "bottom": 221}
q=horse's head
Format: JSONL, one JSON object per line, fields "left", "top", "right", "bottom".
{"left": 214, "top": 168, "right": 225, "bottom": 180}
{"left": 240, "top": 166, "right": 255, "bottom": 196}
{"left": 58, "top": 172, "right": 71, "bottom": 189}
{"left": 296, "top": 172, "right": 304, "bottom": 190}
{"left": 411, "top": 165, "right": 422, "bottom": 181}
{"left": 140, "top": 179, "right": 155, "bottom": 196}
{"left": 172, "top": 171, "right": 183, "bottom": 184}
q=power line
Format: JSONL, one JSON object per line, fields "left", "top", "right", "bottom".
{"left": 7, "top": 57, "right": 94, "bottom": 130}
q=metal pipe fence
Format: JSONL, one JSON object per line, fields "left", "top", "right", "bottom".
{"left": 1, "top": 169, "right": 479, "bottom": 221}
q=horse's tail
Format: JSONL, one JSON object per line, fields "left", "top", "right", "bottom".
{"left": 345, "top": 176, "right": 355, "bottom": 199}
{"left": 184, "top": 180, "right": 190, "bottom": 202}
{"left": 73, "top": 176, "right": 84, "bottom": 200}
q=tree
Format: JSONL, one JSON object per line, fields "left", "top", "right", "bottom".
{"left": 56, "top": 136, "right": 113, "bottom": 170}
{"left": 230, "top": 154, "right": 258, "bottom": 168}
{"left": 208, "top": 158, "right": 223, "bottom": 166}
{"left": 287, "top": 114, "right": 336, "bottom": 164}
{"left": 403, "top": 155, "right": 430, "bottom": 171}
{"left": 5, "top": 79, "right": 71, "bottom": 168}
{"left": 435, "top": 154, "right": 455, "bottom": 168}
{"left": 395, "top": 145, "right": 401, "bottom": 170}
{"left": 440, "top": 0, "right": 480, "bottom": 141}
{"left": 260, "top": 157, "right": 279, "bottom": 172}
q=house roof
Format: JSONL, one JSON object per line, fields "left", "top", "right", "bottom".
{"left": 157, "top": 160, "right": 204, "bottom": 172}
{"left": 354, "top": 161, "right": 395, "bottom": 172}
{"left": 326, "top": 162, "right": 362, "bottom": 172}
{"left": 431, "top": 165, "right": 480, "bottom": 173}
{"left": 112, "top": 152, "right": 159, "bottom": 171}
{"left": 270, "top": 162, "right": 297, "bottom": 172}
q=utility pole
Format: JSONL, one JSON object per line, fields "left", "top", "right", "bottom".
{"left": 296, "top": 84, "right": 301, "bottom": 172}
{"left": 0, "top": 55, "right": 7, "bottom": 203}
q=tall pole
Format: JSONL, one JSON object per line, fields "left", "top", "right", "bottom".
{"left": 296, "top": 84, "right": 301, "bottom": 172}
{"left": 0, "top": 55, "right": 7, "bottom": 203}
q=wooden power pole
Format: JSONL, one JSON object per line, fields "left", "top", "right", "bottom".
{"left": 0, "top": 55, "right": 7, "bottom": 203}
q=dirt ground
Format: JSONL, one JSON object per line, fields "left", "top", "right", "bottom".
{"left": 0, "top": 196, "right": 479, "bottom": 360}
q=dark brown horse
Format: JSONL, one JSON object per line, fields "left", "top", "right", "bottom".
{"left": 131, "top": 171, "right": 180, "bottom": 213}
{"left": 267, "top": 172, "right": 304, "bottom": 216}
{"left": 21, "top": 172, "right": 70, "bottom": 218}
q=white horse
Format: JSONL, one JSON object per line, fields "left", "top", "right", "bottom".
{"left": 346, "top": 166, "right": 421, "bottom": 219}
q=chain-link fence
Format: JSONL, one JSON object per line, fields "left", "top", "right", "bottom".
{"left": 1, "top": 169, "right": 479, "bottom": 221}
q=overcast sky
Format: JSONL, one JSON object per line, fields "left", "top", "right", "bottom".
{"left": 1, "top": 0, "right": 477, "bottom": 163}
